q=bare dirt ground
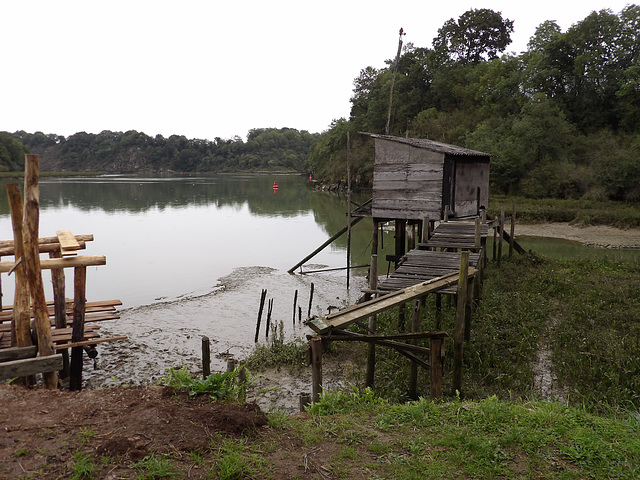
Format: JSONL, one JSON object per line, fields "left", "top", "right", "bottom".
{"left": 1, "top": 224, "right": 638, "bottom": 478}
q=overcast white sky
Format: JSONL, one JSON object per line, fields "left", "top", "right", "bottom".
{"left": 1, "top": 1, "right": 634, "bottom": 141}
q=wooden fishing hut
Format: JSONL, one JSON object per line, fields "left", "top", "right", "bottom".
{"left": 0, "top": 155, "right": 125, "bottom": 390}
{"left": 304, "top": 134, "right": 493, "bottom": 402}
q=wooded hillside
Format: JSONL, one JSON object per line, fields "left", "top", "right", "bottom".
{"left": 309, "top": 6, "right": 640, "bottom": 201}
{"left": 3, "top": 128, "right": 318, "bottom": 174}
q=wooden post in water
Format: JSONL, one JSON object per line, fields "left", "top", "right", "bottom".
{"left": 307, "top": 282, "right": 314, "bottom": 319}
{"left": 509, "top": 203, "right": 516, "bottom": 257}
{"left": 254, "top": 289, "right": 267, "bottom": 343}
{"left": 310, "top": 336, "right": 323, "bottom": 403}
{"left": 292, "top": 290, "right": 298, "bottom": 326}
{"left": 69, "top": 266, "right": 87, "bottom": 391}
{"left": 452, "top": 251, "right": 469, "bottom": 395}
{"left": 430, "top": 336, "right": 443, "bottom": 399}
{"left": 408, "top": 299, "right": 421, "bottom": 399}
{"left": 22, "top": 156, "right": 57, "bottom": 389}
{"left": 202, "top": 336, "right": 210, "bottom": 378}
{"left": 365, "top": 254, "right": 378, "bottom": 387}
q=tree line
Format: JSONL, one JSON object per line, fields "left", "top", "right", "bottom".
{"left": 3, "top": 6, "right": 639, "bottom": 202}
{"left": 2, "top": 128, "right": 318, "bottom": 174}
{"left": 309, "top": 6, "right": 640, "bottom": 201}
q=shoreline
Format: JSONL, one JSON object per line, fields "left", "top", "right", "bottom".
{"left": 514, "top": 222, "right": 640, "bottom": 250}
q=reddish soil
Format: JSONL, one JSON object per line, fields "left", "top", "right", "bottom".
{"left": 0, "top": 385, "right": 270, "bottom": 479}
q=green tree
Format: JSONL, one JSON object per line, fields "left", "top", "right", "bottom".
{"left": 0, "top": 132, "right": 30, "bottom": 171}
{"left": 433, "top": 8, "right": 514, "bottom": 64}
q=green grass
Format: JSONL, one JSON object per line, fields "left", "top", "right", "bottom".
{"left": 489, "top": 194, "right": 640, "bottom": 228}
{"left": 131, "top": 454, "right": 177, "bottom": 479}
{"left": 160, "top": 365, "right": 249, "bottom": 401}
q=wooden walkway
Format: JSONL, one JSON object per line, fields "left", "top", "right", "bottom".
{"left": 378, "top": 221, "right": 487, "bottom": 295}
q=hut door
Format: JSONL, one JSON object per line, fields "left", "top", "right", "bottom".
{"left": 442, "top": 158, "right": 455, "bottom": 216}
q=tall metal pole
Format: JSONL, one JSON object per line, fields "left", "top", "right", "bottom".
{"left": 385, "top": 27, "right": 405, "bottom": 135}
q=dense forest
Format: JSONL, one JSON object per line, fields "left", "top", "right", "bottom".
{"left": 1, "top": 128, "right": 318, "bottom": 174}
{"left": 3, "top": 6, "right": 640, "bottom": 202}
{"left": 310, "top": 6, "right": 640, "bottom": 201}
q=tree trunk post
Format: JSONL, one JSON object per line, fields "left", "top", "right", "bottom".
{"left": 22, "top": 156, "right": 57, "bottom": 389}
{"left": 408, "top": 299, "right": 421, "bottom": 399}
{"left": 50, "top": 250, "right": 69, "bottom": 379}
{"left": 509, "top": 203, "right": 516, "bottom": 257}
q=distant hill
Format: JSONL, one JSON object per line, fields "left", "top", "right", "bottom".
{"left": 4, "top": 128, "right": 319, "bottom": 174}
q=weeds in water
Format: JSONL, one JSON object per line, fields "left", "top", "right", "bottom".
{"left": 160, "top": 365, "right": 249, "bottom": 401}
{"left": 244, "top": 320, "right": 308, "bottom": 372}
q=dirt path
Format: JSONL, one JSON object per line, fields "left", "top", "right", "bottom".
{"left": 515, "top": 222, "right": 640, "bottom": 249}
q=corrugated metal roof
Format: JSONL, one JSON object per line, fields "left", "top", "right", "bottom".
{"left": 362, "top": 133, "right": 491, "bottom": 157}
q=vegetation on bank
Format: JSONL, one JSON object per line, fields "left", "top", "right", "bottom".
{"left": 5, "top": 7, "right": 640, "bottom": 205}
{"left": 1, "top": 127, "right": 318, "bottom": 174}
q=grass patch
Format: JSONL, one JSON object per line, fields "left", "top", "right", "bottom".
{"left": 489, "top": 195, "right": 640, "bottom": 228}
{"left": 160, "top": 365, "right": 249, "bottom": 401}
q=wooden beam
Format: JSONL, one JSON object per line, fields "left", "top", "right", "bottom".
{"left": 0, "top": 345, "right": 37, "bottom": 362}
{"left": 0, "top": 234, "right": 93, "bottom": 249}
{"left": 307, "top": 270, "right": 476, "bottom": 334}
{"left": 53, "top": 335, "right": 128, "bottom": 350}
{"left": 0, "top": 255, "right": 106, "bottom": 273}
{"left": 0, "top": 354, "right": 63, "bottom": 381}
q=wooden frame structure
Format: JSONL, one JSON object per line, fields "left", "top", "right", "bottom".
{"left": 0, "top": 155, "right": 125, "bottom": 389}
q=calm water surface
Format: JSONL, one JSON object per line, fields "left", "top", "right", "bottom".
{"left": 0, "top": 175, "right": 393, "bottom": 391}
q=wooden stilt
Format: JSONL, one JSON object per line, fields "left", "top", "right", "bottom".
{"left": 365, "top": 254, "right": 378, "bottom": 387}
{"left": 408, "top": 299, "right": 421, "bottom": 399}
{"left": 254, "top": 289, "right": 267, "bottom": 343}
{"left": 307, "top": 282, "right": 314, "bottom": 319}
{"left": 509, "top": 203, "right": 516, "bottom": 257}
{"left": 430, "top": 336, "right": 443, "bottom": 399}
{"left": 498, "top": 206, "right": 504, "bottom": 267}
{"left": 452, "top": 251, "right": 469, "bottom": 395}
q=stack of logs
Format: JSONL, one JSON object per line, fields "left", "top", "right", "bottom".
{"left": 0, "top": 154, "right": 125, "bottom": 390}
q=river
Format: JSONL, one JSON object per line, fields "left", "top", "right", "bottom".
{"left": 0, "top": 174, "right": 393, "bottom": 387}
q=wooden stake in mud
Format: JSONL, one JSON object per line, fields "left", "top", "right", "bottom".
{"left": 254, "top": 289, "right": 267, "bottom": 343}
{"left": 292, "top": 290, "right": 298, "bottom": 326}
{"left": 452, "top": 251, "right": 470, "bottom": 395}
{"left": 310, "top": 336, "right": 323, "bottom": 403}
{"left": 202, "top": 336, "right": 211, "bottom": 378}
{"left": 50, "top": 250, "right": 69, "bottom": 379}
{"left": 22, "top": 156, "right": 57, "bottom": 389}
{"left": 69, "top": 266, "right": 87, "bottom": 391}
{"left": 265, "top": 298, "right": 273, "bottom": 339}
{"left": 307, "top": 282, "right": 314, "bottom": 319}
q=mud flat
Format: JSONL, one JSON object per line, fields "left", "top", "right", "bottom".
{"left": 515, "top": 222, "right": 640, "bottom": 249}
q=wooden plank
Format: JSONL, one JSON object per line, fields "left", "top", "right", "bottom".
{"left": 56, "top": 230, "right": 81, "bottom": 256}
{"left": 0, "top": 354, "right": 63, "bottom": 381}
{"left": 54, "top": 335, "right": 127, "bottom": 350}
{"left": 0, "top": 234, "right": 93, "bottom": 249}
{"left": 307, "top": 270, "right": 476, "bottom": 334}
{"left": 0, "top": 345, "right": 37, "bottom": 362}
{"left": 0, "top": 255, "right": 106, "bottom": 273}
